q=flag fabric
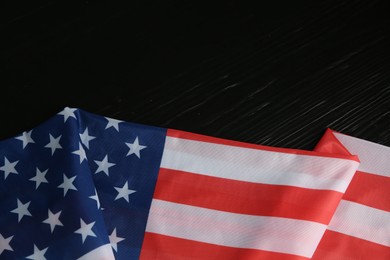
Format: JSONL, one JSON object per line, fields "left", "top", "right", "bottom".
{"left": 0, "top": 107, "right": 386, "bottom": 259}
{"left": 139, "top": 129, "right": 358, "bottom": 259}
{"left": 1, "top": 107, "right": 167, "bottom": 259}
{"left": 312, "top": 129, "right": 390, "bottom": 259}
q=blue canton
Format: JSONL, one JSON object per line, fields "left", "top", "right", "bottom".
{"left": 0, "top": 108, "right": 167, "bottom": 259}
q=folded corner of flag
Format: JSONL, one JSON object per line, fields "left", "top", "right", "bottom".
{"left": 315, "top": 128, "right": 356, "bottom": 157}
{"left": 0, "top": 107, "right": 388, "bottom": 259}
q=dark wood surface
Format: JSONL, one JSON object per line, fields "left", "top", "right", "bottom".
{"left": 2, "top": 1, "right": 390, "bottom": 150}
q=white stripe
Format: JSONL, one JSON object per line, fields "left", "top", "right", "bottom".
{"left": 334, "top": 132, "right": 390, "bottom": 177}
{"left": 161, "top": 136, "right": 359, "bottom": 192}
{"left": 328, "top": 200, "right": 390, "bottom": 246}
{"left": 77, "top": 244, "right": 114, "bottom": 260}
{"left": 146, "top": 199, "right": 327, "bottom": 258}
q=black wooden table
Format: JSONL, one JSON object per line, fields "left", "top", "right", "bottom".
{"left": 2, "top": 1, "right": 390, "bottom": 149}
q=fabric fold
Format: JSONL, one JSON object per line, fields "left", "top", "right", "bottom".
{"left": 312, "top": 129, "right": 390, "bottom": 259}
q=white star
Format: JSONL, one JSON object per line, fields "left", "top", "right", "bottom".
{"left": 15, "top": 130, "right": 35, "bottom": 149}
{"left": 89, "top": 189, "right": 101, "bottom": 209}
{"left": 0, "top": 157, "right": 19, "bottom": 180}
{"left": 58, "top": 107, "right": 77, "bottom": 122}
{"left": 72, "top": 143, "right": 87, "bottom": 164}
{"left": 94, "top": 155, "right": 115, "bottom": 176}
{"left": 79, "top": 128, "right": 95, "bottom": 149}
{"left": 57, "top": 174, "right": 77, "bottom": 196}
{"left": 109, "top": 228, "right": 125, "bottom": 252}
{"left": 43, "top": 209, "right": 63, "bottom": 233}
{"left": 29, "top": 168, "right": 48, "bottom": 189}
{"left": 0, "top": 233, "right": 13, "bottom": 255}
{"left": 126, "top": 137, "right": 147, "bottom": 158}
{"left": 114, "top": 181, "right": 136, "bottom": 202}
{"left": 11, "top": 199, "right": 32, "bottom": 222}
{"left": 74, "top": 219, "right": 96, "bottom": 243}
{"left": 26, "top": 245, "right": 48, "bottom": 260}
{"left": 44, "top": 134, "right": 62, "bottom": 155}
{"left": 105, "top": 117, "right": 122, "bottom": 131}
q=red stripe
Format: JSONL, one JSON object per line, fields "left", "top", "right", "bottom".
{"left": 140, "top": 232, "right": 309, "bottom": 260}
{"left": 312, "top": 230, "right": 390, "bottom": 260}
{"left": 167, "top": 129, "right": 359, "bottom": 161}
{"left": 314, "top": 129, "right": 354, "bottom": 156}
{"left": 153, "top": 168, "right": 343, "bottom": 224}
{"left": 342, "top": 170, "right": 390, "bottom": 212}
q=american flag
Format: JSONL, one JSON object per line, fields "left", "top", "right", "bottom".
{"left": 0, "top": 107, "right": 386, "bottom": 259}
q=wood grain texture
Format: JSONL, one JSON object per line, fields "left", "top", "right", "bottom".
{"left": 2, "top": 1, "right": 390, "bottom": 149}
